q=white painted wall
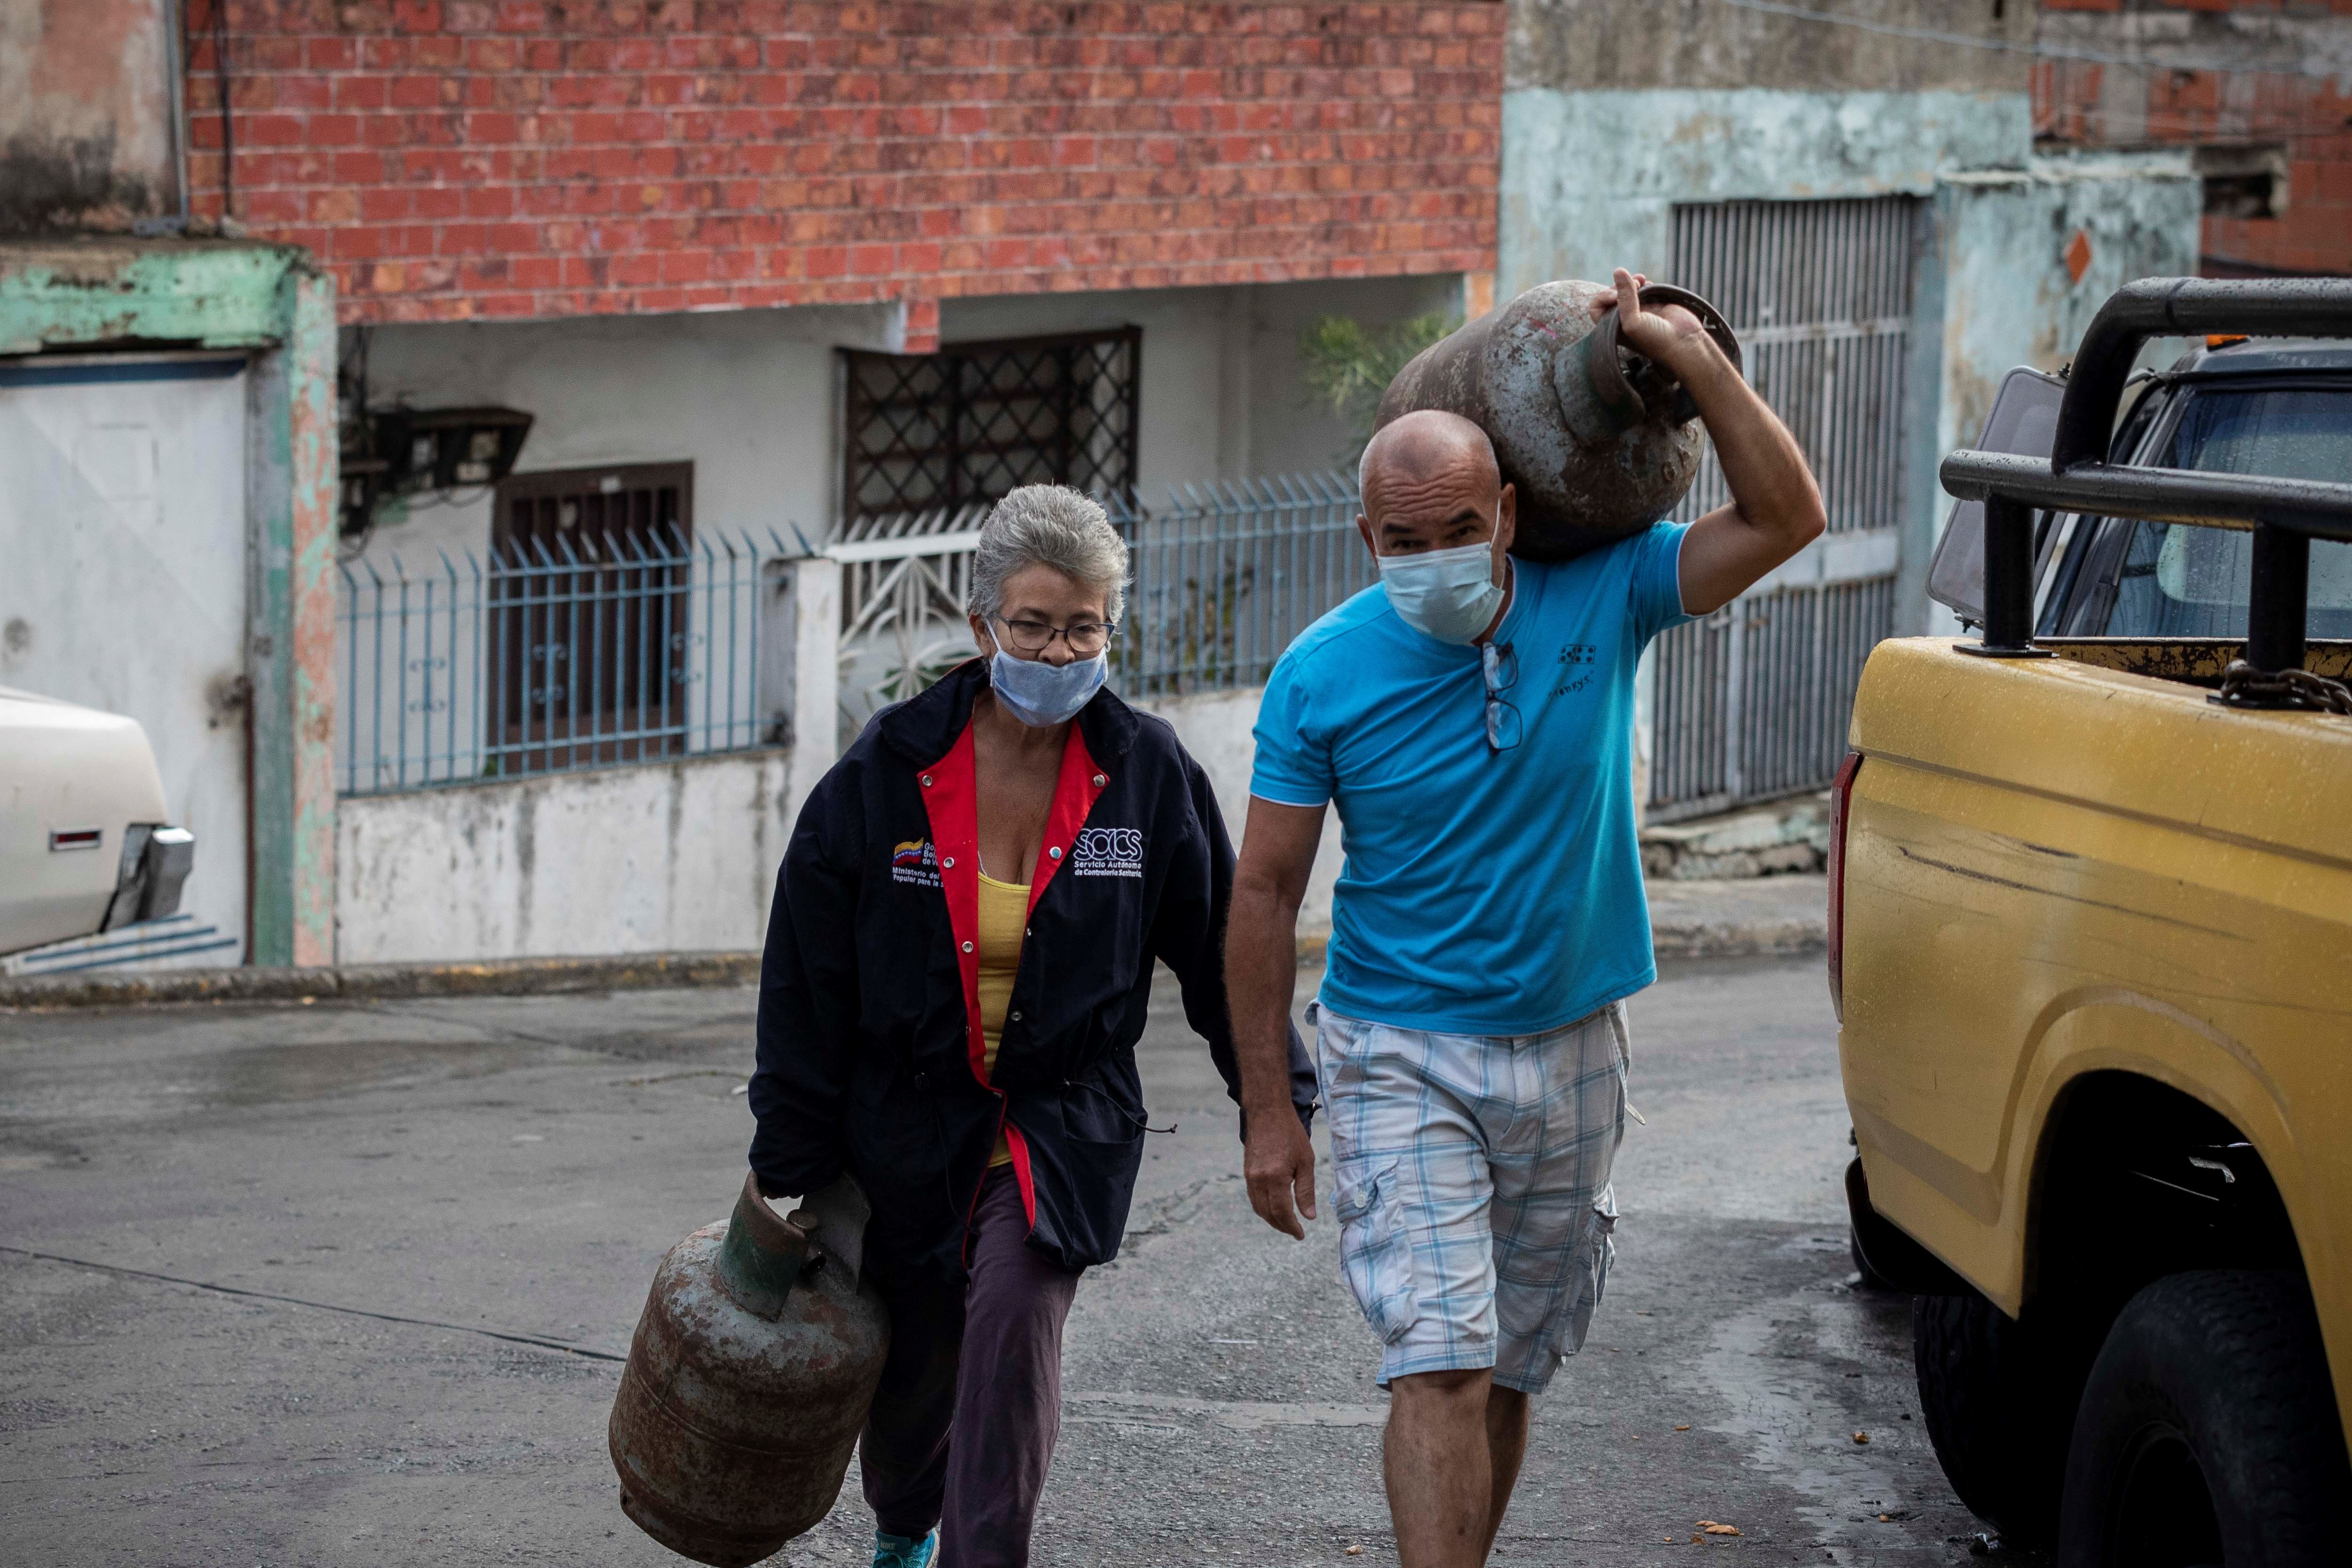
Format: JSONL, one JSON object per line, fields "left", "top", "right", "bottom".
{"left": 347, "top": 301, "right": 903, "bottom": 570}
{"left": 335, "top": 747, "right": 793, "bottom": 964}
{"left": 1134, "top": 685, "right": 1342, "bottom": 939}
{"left": 330, "top": 680, "right": 1330, "bottom": 963}
{"left": 350, "top": 276, "right": 1461, "bottom": 579}
{"left": 942, "top": 273, "right": 1468, "bottom": 495}
{"left": 0, "top": 357, "right": 252, "bottom": 964}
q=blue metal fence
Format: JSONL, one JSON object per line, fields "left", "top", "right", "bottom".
{"left": 337, "top": 475, "right": 1376, "bottom": 795}
{"left": 1106, "top": 471, "right": 1369, "bottom": 700}
{"left": 336, "top": 526, "right": 785, "bottom": 796}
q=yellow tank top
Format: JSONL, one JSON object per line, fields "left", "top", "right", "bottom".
{"left": 976, "top": 870, "right": 1030, "bottom": 1167}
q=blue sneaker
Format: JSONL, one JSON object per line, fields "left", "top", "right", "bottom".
{"left": 871, "top": 1528, "right": 938, "bottom": 1568}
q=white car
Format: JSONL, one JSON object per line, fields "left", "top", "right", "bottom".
{"left": 1, "top": 686, "right": 196, "bottom": 960}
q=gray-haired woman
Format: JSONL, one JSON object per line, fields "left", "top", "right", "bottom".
{"left": 746, "top": 486, "right": 1317, "bottom": 1568}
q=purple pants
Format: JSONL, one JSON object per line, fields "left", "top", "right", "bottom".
{"left": 861, "top": 1165, "right": 1082, "bottom": 1568}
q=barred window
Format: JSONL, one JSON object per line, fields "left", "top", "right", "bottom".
{"left": 488, "top": 462, "right": 693, "bottom": 772}
{"left": 842, "top": 328, "right": 1140, "bottom": 521}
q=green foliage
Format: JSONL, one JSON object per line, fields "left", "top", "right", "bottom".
{"left": 1296, "top": 310, "right": 1461, "bottom": 462}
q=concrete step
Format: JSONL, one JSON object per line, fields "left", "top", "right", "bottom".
{"left": 1642, "top": 792, "right": 1831, "bottom": 881}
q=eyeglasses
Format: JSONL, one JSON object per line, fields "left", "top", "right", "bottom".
{"left": 991, "top": 615, "right": 1118, "bottom": 658}
{"left": 1482, "top": 641, "right": 1522, "bottom": 753}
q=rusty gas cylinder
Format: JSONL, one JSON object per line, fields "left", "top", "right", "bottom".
{"left": 1375, "top": 280, "right": 1742, "bottom": 562}
{"left": 610, "top": 1173, "right": 890, "bottom": 1567}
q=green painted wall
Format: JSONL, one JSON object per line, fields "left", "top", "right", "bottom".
{"left": 0, "top": 237, "right": 340, "bottom": 965}
{"left": 0, "top": 240, "right": 307, "bottom": 354}
{"left": 1499, "top": 87, "right": 2031, "bottom": 300}
{"left": 1912, "top": 153, "right": 2203, "bottom": 629}
{"left": 1498, "top": 82, "right": 2199, "bottom": 636}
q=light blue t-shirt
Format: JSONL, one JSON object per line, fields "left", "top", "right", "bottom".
{"left": 1250, "top": 524, "right": 1693, "bottom": 1035}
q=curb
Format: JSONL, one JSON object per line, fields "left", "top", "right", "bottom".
{"left": 0, "top": 950, "right": 762, "bottom": 1012}
{"left": 1651, "top": 916, "right": 1826, "bottom": 962}
{"left": 1, "top": 915, "right": 1824, "bottom": 1012}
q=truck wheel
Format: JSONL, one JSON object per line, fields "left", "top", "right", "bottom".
{"left": 1913, "top": 1290, "right": 2084, "bottom": 1544}
{"left": 2060, "top": 1270, "right": 2350, "bottom": 1568}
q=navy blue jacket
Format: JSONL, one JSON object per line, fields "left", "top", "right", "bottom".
{"left": 747, "top": 660, "right": 1316, "bottom": 1287}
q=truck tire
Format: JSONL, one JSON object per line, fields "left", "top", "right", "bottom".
{"left": 1913, "top": 1290, "right": 2083, "bottom": 1544}
{"left": 2059, "top": 1270, "right": 2350, "bottom": 1568}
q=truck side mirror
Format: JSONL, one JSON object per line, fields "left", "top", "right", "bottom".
{"left": 1928, "top": 368, "right": 2067, "bottom": 628}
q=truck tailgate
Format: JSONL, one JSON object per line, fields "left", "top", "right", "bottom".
{"left": 1837, "top": 637, "right": 2352, "bottom": 1312}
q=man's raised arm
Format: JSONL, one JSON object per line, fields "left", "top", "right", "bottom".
{"left": 1225, "top": 795, "right": 1326, "bottom": 1240}
{"left": 1597, "top": 267, "right": 1827, "bottom": 614}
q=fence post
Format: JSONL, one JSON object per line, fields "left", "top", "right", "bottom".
{"left": 786, "top": 553, "right": 842, "bottom": 826}
{"left": 759, "top": 557, "right": 798, "bottom": 749}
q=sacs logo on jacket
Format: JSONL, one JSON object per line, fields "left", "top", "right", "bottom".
{"left": 1071, "top": 826, "right": 1144, "bottom": 878}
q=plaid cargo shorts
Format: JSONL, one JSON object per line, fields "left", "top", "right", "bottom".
{"left": 1311, "top": 999, "right": 1629, "bottom": 1394}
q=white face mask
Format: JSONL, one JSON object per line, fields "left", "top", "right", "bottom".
{"left": 1378, "top": 538, "right": 1506, "bottom": 645}
{"left": 988, "top": 647, "right": 1106, "bottom": 727}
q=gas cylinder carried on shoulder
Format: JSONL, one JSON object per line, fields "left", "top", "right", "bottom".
{"left": 1375, "top": 279, "right": 1743, "bottom": 562}
{"left": 609, "top": 1173, "right": 889, "bottom": 1568}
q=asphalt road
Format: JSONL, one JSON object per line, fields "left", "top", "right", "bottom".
{"left": 0, "top": 958, "right": 2028, "bottom": 1567}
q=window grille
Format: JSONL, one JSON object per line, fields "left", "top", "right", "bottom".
{"left": 841, "top": 328, "right": 1141, "bottom": 521}
{"left": 489, "top": 462, "right": 694, "bottom": 774}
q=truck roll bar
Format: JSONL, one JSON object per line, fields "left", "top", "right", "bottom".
{"left": 1939, "top": 277, "right": 2352, "bottom": 687}
{"left": 2052, "top": 277, "right": 2352, "bottom": 473}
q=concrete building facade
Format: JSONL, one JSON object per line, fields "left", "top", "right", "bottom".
{"left": 5, "top": 0, "right": 2225, "bottom": 969}
{"left": 2035, "top": 0, "right": 2352, "bottom": 278}
{"left": 1498, "top": 0, "right": 2198, "bottom": 820}
{"left": 138, "top": 1, "right": 1501, "bottom": 964}
{"left": 190, "top": 2, "right": 1502, "bottom": 549}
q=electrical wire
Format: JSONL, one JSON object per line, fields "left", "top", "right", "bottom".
{"left": 399, "top": 486, "right": 500, "bottom": 513}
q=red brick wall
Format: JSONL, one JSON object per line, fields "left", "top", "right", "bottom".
{"left": 2033, "top": 1, "right": 2352, "bottom": 277}
{"left": 184, "top": 1, "right": 1503, "bottom": 336}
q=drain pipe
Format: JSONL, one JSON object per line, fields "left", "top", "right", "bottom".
{"left": 134, "top": 0, "right": 195, "bottom": 236}
{"left": 167, "top": 0, "right": 190, "bottom": 227}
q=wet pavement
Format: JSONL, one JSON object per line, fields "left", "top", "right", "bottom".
{"left": 0, "top": 957, "right": 2032, "bottom": 1566}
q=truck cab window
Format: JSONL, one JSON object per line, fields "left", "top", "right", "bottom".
{"left": 2107, "top": 387, "right": 2352, "bottom": 639}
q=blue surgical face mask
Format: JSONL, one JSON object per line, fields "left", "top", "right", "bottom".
{"left": 1378, "top": 537, "right": 1507, "bottom": 645}
{"left": 988, "top": 647, "right": 1107, "bottom": 727}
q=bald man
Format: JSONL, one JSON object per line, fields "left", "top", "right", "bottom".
{"left": 1225, "top": 271, "right": 1826, "bottom": 1567}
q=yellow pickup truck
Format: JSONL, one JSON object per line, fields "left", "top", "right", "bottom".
{"left": 1836, "top": 277, "right": 2352, "bottom": 1567}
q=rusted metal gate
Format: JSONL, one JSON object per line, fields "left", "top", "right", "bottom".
{"left": 1647, "top": 197, "right": 1920, "bottom": 821}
